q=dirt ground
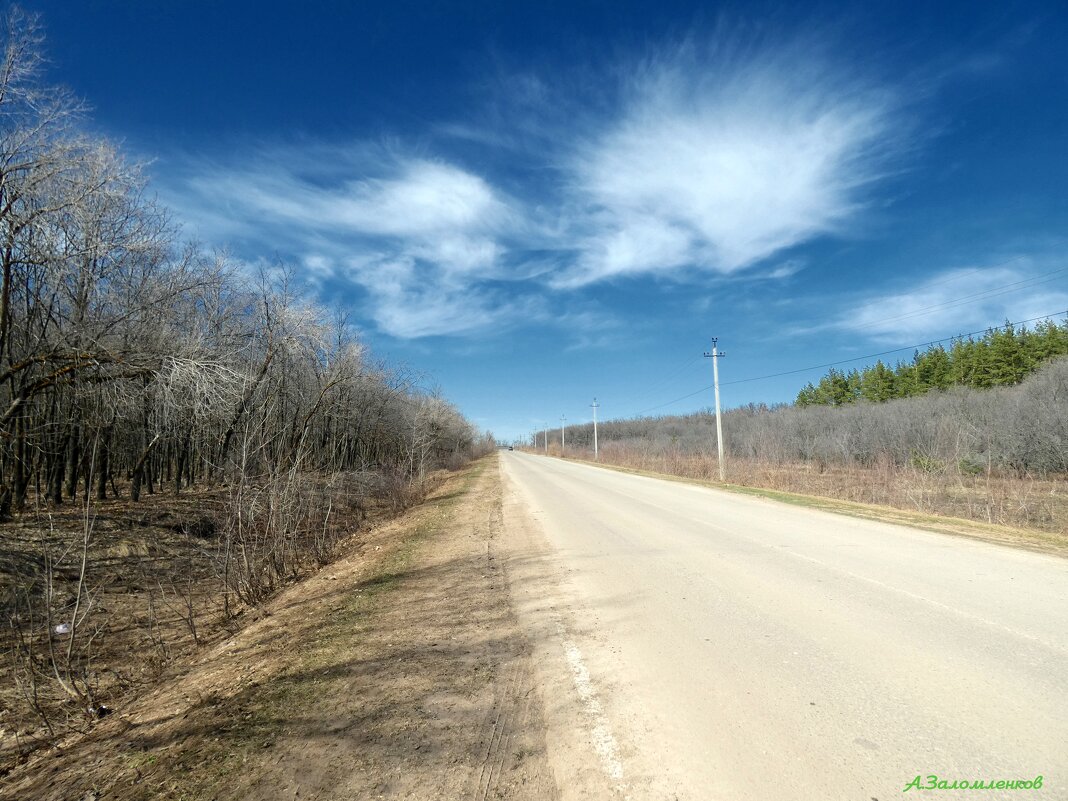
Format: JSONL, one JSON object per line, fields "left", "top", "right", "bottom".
{"left": 0, "top": 455, "right": 558, "bottom": 800}
{"left": 0, "top": 488, "right": 237, "bottom": 763}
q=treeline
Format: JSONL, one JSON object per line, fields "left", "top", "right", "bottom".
{"left": 0, "top": 4, "right": 497, "bottom": 610}
{"left": 0, "top": 10, "right": 489, "bottom": 524}
{"left": 0, "top": 10, "right": 491, "bottom": 749}
{"left": 795, "top": 318, "right": 1068, "bottom": 406}
{"left": 559, "top": 357, "right": 1068, "bottom": 475}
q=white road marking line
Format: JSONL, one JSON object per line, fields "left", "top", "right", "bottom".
{"left": 558, "top": 622, "right": 630, "bottom": 797}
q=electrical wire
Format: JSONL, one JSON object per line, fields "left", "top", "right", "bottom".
{"left": 625, "top": 353, "right": 704, "bottom": 404}
{"left": 631, "top": 261, "right": 1064, "bottom": 414}
{"left": 850, "top": 268, "right": 1066, "bottom": 329}
{"left": 629, "top": 309, "right": 1068, "bottom": 417}
{"left": 724, "top": 309, "right": 1068, "bottom": 387}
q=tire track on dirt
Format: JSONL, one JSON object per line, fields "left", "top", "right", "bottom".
{"left": 471, "top": 479, "right": 552, "bottom": 801}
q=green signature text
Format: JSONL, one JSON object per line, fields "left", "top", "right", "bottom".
{"left": 904, "top": 775, "right": 1044, "bottom": 792}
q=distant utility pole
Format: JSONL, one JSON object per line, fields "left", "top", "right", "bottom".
{"left": 591, "top": 398, "right": 599, "bottom": 461}
{"left": 703, "top": 338, "right": 726, "bottom": 481}
{"left": 560, "top": 415, "right": 567, "bottom": 453}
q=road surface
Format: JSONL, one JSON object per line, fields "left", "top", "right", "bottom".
{"left": 499, "top": 451, "right": 1068, "bottom": 800}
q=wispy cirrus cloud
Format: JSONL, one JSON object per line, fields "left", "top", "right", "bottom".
{"left": 556, "top": 41, "right": 904, "bottom": 286}
{"left": 166, "top": 148, "right": 542, "bottom": 338}
{"left": 160, "top": 31, "right": 916, "bottom": 338}
{"left": 835, "top": 262, "right": 1068, "bottom": 341}
{"left": 341, "top": 253, "right": 547, "bottom": 339}
{"left": 184, "top": 155, "right": 515, "bottom": 270}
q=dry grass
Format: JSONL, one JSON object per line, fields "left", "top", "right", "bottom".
{"left": 0, "top": 456, "right": 553, "bottom": 801}
{"left": 0, "top": 489, "right": 241, "bottom": 770}
{"left": 0, "top": 470, "right": 453, "bottom": 774}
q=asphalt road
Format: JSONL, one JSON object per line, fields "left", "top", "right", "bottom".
{"left": 499, "top": 451, "right": 1068, "bottom": 801}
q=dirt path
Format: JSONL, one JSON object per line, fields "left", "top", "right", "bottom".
{"left": 1, "top": 457, "right": 557, "bottom": 801}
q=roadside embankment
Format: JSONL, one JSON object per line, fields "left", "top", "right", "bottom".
{"left": 1, "top": 455, "right": 557, "bottom": 801}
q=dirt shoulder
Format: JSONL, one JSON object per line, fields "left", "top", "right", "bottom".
{"left": 1, "top": 455, "right": 557, "bottom": 801}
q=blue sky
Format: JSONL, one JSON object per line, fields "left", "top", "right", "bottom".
{"left": 24, "top": 0, "right": 1068, "bottom": 441}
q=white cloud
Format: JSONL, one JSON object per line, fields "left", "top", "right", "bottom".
{"left": 348, "top": 248, "right": 568, "bottom": 339}
{"left": 183, "top": 155, "right": 513, "bottom": 254}
{"left": 327, "top": 161, "right": 511, "bottom": 238}
{"left": 766, "top": 259, "right": 806, "bottom": 280}
{"left": 165, "top": 149, "right": 535, "bottom": 338}
{"left": 345, "top": 256, "right": 527, "bottom": 339}
{"left": 159, "top": 33, "right": 913, "bottom": 338}
{"left": 839, "top": 265, "right": 1068, "bottom": 341}
{"left": 555, "top": 43, "right": 901, "bottom": 286}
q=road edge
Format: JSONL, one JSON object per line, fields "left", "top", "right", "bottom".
{"left": 520, "top": 452, "right": 1068, "bottom": 557}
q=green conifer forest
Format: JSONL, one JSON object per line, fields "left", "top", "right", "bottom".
{"left": 795, "top": 318, "right": 1068, "bottom": 406}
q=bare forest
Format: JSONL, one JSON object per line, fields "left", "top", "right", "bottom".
{"left": 0, "top": 10, "right": 492, "bottom": 766}
{"left": 545, "top": 357, "right": 1068, "bottom": 533}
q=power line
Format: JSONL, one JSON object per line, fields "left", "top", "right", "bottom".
{"left": 633, "top": 384, "right": 713, "bottom": 416}
{"left": 911, "top": 260, "right": 1016, "bottom": 289}
{"left": 724, "top": 310, "right": 1068, "bottom": 387}
{"left": 625, "top": 353, "right": 704, "bottom": 403}
{"left": 874, "top": 255, "right": 1028, "bottom": 296}
{"left": 631, "top": 309, "right": 1067, "bottom": 416}
{"left": 852, "top": 268, "right": 1066, "bottom": 330}
{"left": 628, "top": 267, "right": 1064, "bottom": 415}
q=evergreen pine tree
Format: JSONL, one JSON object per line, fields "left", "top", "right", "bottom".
{"left": 793, "top": 317, "right": 1068, "bottom": 406}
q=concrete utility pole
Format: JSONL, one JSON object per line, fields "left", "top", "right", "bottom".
{"left": 591, "top": 398, "right": 599, "bottom": 461}
{"left": 560, "top": 415, "right": 567, "bottom": 454}
{"left": 703, "top": 339, "right": 726, "bottom": 482}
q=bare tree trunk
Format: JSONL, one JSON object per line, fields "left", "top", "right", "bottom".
{"left": 175, "top": 435, "right": 188, "bottom": 495}
{"left": 48, "top": 431, "right": 68, "bottom": 504}
{"left": 217, "top": 346, "right": 274, "bottom": 482}
{"left": 94, "top": 426, "right": 112, "bottom": 502}
{"left": 129, "top": 434, "right": 159, "bottom": 502}
{"left": 13, "top": 414, "right": 28, "bottom": 510}
{"left": 67, "top": 423, "right": 80, "bottom": 499}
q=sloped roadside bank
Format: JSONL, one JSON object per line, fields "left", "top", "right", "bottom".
{"left": 1, "top": 455, "right": 557, "bottom": 800}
